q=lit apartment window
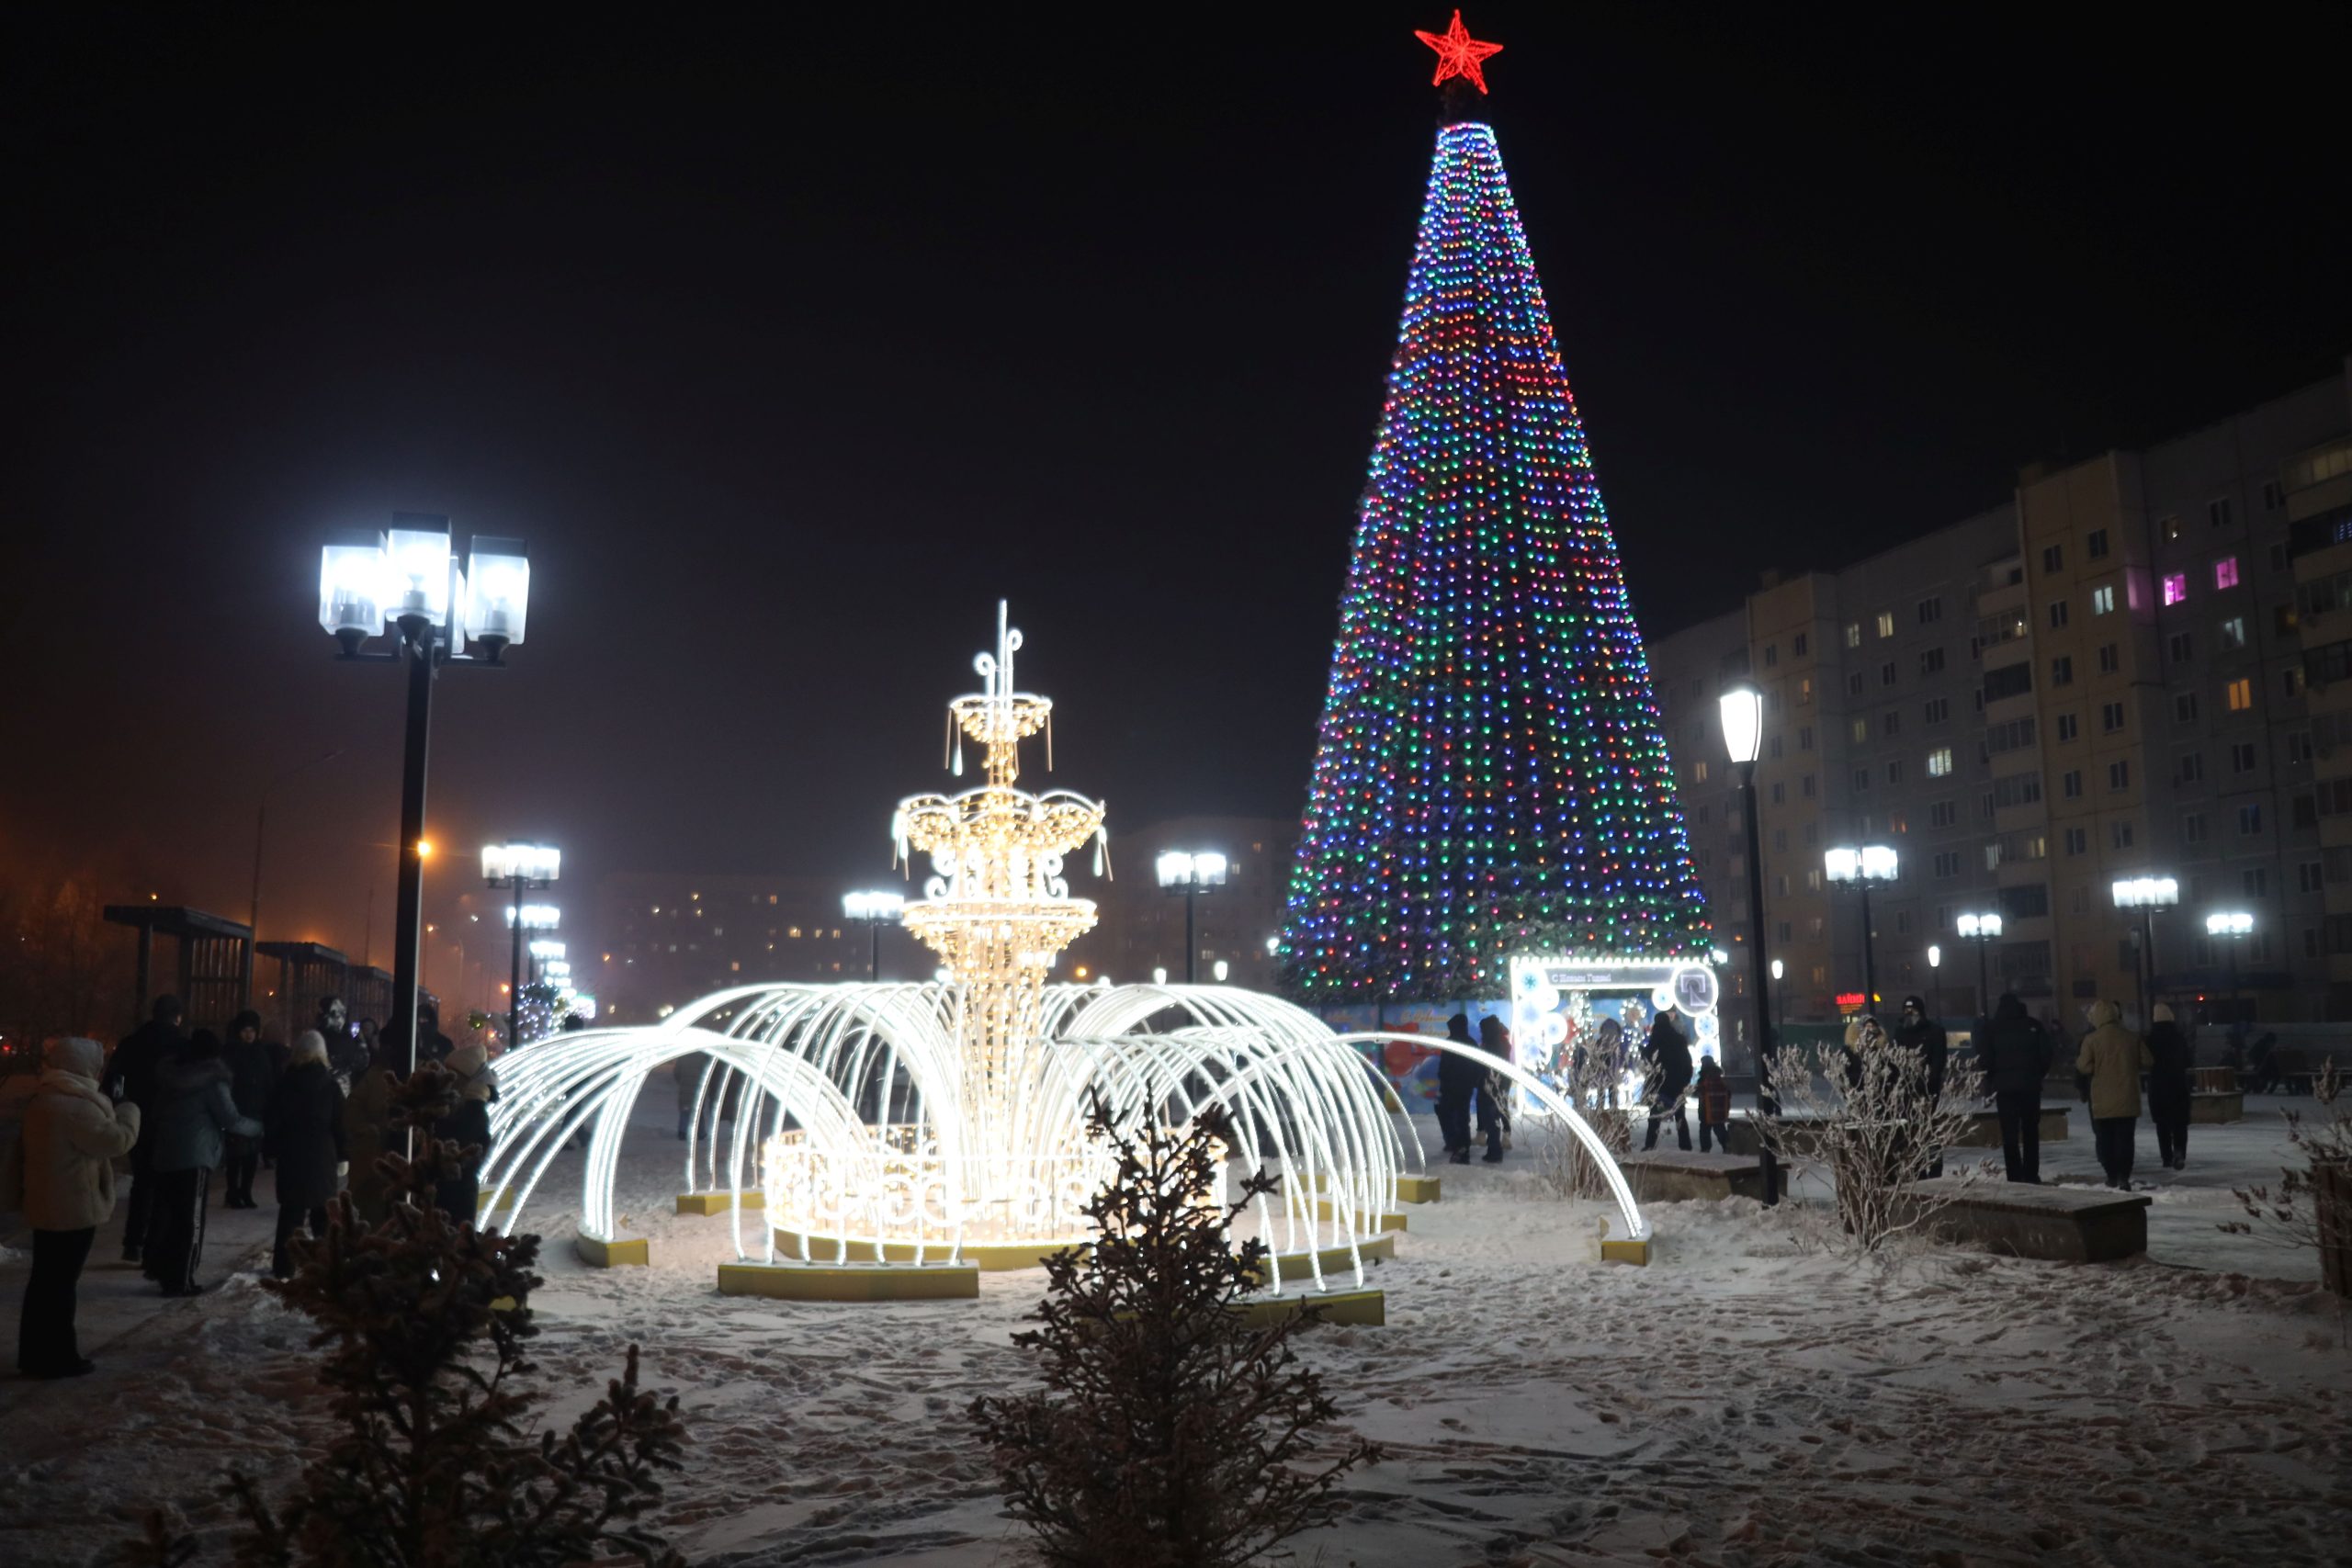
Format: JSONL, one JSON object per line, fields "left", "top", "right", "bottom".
{"left": 1845, "top": 622, "right": 1861, "bottom": 648}
{"left": 2091, "top": 585, "right": 2116, "bottom": 615}
{"left": 2226, "top": 678, "right": 2253, "bottom": 711}
{"left": 2220, "top": 617, "right": 2246, "bottom": 649}
{"left": 1851, "top": 717, "right": 1869, "bottom": 743}
{"left": 1693, "top": 760, "right": 1710, "bottom": 783}
{"left": 1876, "top": 611, "right": 1895, "bottom": 637}
{"left": 2213, "top": 557, "right": 2240, "bottom": 590}
{"left": 2162, "top": 572, "right": 2187, "bottom": 605}
{"left": 1927, "top": 748, "right": 1953, "bottom": 776}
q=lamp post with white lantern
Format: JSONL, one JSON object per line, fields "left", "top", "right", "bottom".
{"left": 1956, "top": 910, "right": 2002, "bottom": 1018}
{"left": 1155, "top": 851, "right": 1227, "bottom": 985}
{"left": 1825, "top": 844, "right": 1897, "bottom": 1018}
{"left": 322, "top": 517, "right": 532, "bottom": 1074}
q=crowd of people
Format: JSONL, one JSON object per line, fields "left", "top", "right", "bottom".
{"left": 10, "top": 991, "right": 502, "bottom": 1381}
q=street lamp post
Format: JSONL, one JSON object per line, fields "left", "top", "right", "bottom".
{"left": 1155, "top": 851, "right": 1227, "bottom": 985}
{"left": 483, "top": 844, "right": 560, "bottom": 1053}
{"left": 1718, "top": 687, "right": 1775, "bottom": 1116}
{"left": 2206, "top": 909, "right": 2254, "bottom": 1028}
{"left": 1956, "top": 911, "right": 2002, "bottom": 1017}
{"left": 1825, "top": 844, "right": 1897, "bottom": 1017}
{"left": 323, "top": 516, "right": 531, "bottom": 1074}
{"left": 2111, "top": 875, "right": 2180, "bottom": 1027}
{"left": 842, "top": 890, "right": 906, "bottom": 982}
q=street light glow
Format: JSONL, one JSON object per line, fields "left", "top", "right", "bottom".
{"left": 506, "top": 904, "right": 560, "bottom": 929}
{"left": 842, "top": 889, "right": 907, "bottom": 922}
{"left": 1717, "top": 685, "right": 1765, "bottom": 766}
{"left": 481, "top": 842, "right": 561, "bottom": 885}
{"left": 1956, "top": 911, "right": 2003, "bottom": 940}
{"left": 1825, "top": 844, "right": 1896, "bottom": 885}
{"left": 2206, "top": 910, "right": 2254, "bottom": 936}
{"left": 2111, "top": 876, "right": 2180, "bottom": 909}
{"left": 1155, "top": 851, "right": 1227, "bottom": 890}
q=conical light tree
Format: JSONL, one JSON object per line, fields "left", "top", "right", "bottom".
{"left": 1281, "top": 21, "right": 1711, "bottom": 1003}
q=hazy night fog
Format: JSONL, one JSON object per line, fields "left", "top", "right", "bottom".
{"left": 4, "top": 5, "right": 2346, "bottom": 968}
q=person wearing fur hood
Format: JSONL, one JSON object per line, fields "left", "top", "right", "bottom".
{"left": 2076, "top": 999, "right": 2153, "bottom": 1189}
{"left": 434, "top": 1042, "right": 498, "bottom": 1225}
{"left": 11, "top": 1037, "right": 141, "bottom": 1377}
{"left": 146, "top": 1029, "right": 262, "bottom": 1295}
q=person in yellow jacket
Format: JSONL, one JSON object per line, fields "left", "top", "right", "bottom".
{"left": 2076, "top": 999, "right": 2153, "bottom": 1189}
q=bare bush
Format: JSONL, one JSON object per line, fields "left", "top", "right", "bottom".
{"left": 1760, "top": 1022, "right": 1988, "bottom": 1253}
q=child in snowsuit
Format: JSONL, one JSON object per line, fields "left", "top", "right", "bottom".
{"left": 1694, "top": 1057, "right": 1733, "bottom": 1153}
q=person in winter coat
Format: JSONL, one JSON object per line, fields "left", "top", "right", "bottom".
{"left": 1896, "top": 996, "right": 1951, "bottom": 1177}
{"left": 14, "top": 1038, "right": 141, "bottom": 1378}
{"left": 435, "top": 1043, "right": 498, "bottom": 1225}
{"left": 1641, "top": 1005, "right": 1694, "bottom": 1151}
{"left": 1693, "top": 1057, "right": 1733, "bottom": 1153}
{"left": 264, "top": 1030, "right": 346, "bottom": 1279}
{"left": 146, "top": 1030, "right": 263, "bottom": 1295}
{"left": 220, "top": 1009, "right": 277, "bottom": 1210}
{"left": 1475, "top": 1014, "right": 1511, "bottom": 1164}
{"left": 1976, "top": 993, "right": 2052, "bottom": 1184}
{"left": 1434, "top": 1014, "right": 1485, "bottom": 1165}
{"left": 413, "top": 998, "right": 456, "bottom": 1068}
{"left": 2076, "top": 999, "right": 2153, "bottom": 1189}
{"left": 102, "top": 994, "right": 185, "bottom": 1263}
{"left": 2144, "top": 1003, "right": 2194, "bottom": 1171}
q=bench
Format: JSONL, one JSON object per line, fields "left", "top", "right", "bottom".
{"left": 1949, "top": 1105, "right": 2071, "bottom": 1147}
{"left": 1620, "top": 1149, "right": 1770, "bottom": 1203}
{"left": 1900, "top": 1178, "right": 2149, "bottom": 1262}
{"left": 2189, "top": 1090, "right": 2244, "bottom": 1124}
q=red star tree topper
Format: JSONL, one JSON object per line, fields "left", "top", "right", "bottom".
{"left": 1415, "top": 9, "right": 1503, "bottom": 95}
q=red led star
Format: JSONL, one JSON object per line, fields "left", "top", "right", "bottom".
{"left": 1415, "top": 9, "right": 1503, "bottom": 95}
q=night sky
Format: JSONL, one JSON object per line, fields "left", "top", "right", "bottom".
{"left": 6, "top": 6, "right": 2346, "bottom": 961}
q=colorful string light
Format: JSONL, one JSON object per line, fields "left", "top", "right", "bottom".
{"left": 1278, "top": 114, "right": 1713, "bottom": 1003}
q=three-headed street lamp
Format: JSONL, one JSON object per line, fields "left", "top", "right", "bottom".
{"left": 2206, "top": 909, "right": 2255, "bottom": 1028}
{"left": 485, "top": 842, "right": 560, "bottom": 1052}
{"left": 842, "top": 889, "right": 906, "bottom": 982}
{"left": 323, "top": 516, "right": 531, "bottom": 1072}
{"left": 1825, "top": 844, "right": 1897, "bottom": 1016}
{"left": 1155, "top": 851, "right": 1227, "bottom": 985}
{"left": 1955, "top": 910, "right": 2002, "bottom": 1017}
{"left": 2112, "top": 875, "right": 2179, "bottom": 1026}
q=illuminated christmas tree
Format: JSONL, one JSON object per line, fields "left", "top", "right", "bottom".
{"left": 1280, "top": 16, "right": 1711, "bottom": 1003}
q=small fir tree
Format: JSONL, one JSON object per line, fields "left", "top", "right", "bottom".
{"left": 138, "top": 1064, "right": 687, "bottom": 1568}
{"left": 971, "top": 1103, "right": 1379, "bottom": 1568}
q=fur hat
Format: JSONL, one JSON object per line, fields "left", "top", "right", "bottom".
{"left": 447, "top": 1042, "right": 496, "bottom": 1101}
{"left": 42, "top": 1036, "right": 105, "bottom": 1080}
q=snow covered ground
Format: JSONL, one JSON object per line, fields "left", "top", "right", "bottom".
{"left": 3, "top": 1094, "right": 2346, "bottom": 1567}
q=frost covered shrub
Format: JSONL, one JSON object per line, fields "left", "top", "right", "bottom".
{"left": 970, "top": 1103, "right": 1379, "bottom": 1568}
{"left": 1760, "top": 1024, "right": 1986, "bottom": 1253}
{"left": 132, "top": 1065, "right": 686, "bottom": 1568}
{"left": 2222, "top": 1058, "right": 2352, "bottom": 1296}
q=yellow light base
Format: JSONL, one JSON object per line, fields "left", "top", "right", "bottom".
{"left": 677, "top": 1190, "right": 765, "bottom": 1215}
{"left": 1394, "top": 1175, "right": 1442, "bottom": 1204}
{"left": 1235, "top": 1288, "right": 1385, "bottom": 1328}
{"left": 477, "top": 1188, "right": 516, "bottom": 1214}
{"left": 576, "top": 1234, "right": 650, "bottom": 1269}
{"left": 1313, "top": 1199, "right": 1408, "bottom": 1232}
{"left": 1252, "top": 1232, "right": 1396, "bottom": 1288}
{"left": 770, "top": 1224, "right": 1078, "bottom": 1272}
{"left": 718, "top": 1260, "right": 981, "bottom": 1301}
{"left": 1600, "top": 1236, "right": 1652, "bottom": 1266}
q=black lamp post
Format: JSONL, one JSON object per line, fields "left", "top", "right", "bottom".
{"left": 1825, "top": 844, "right": 1896, "bottom": 1018}
{"left": 2206, "top": 909, "right": 2253, "bottom": 1028}
{"left": 1719, "top": 685, "right": 1779, "bottom": 1203}
{"left": 1155, "top": 851, "right": 1227, "bottom": 985}
{"left": 321, "top": 516, "right": 532, "bottom": 1075}
{"left": 1957, "top": 910, "right": 2002, "bottom": 1017}
{"left": 842, "top": 890, "right": 906, "bottom": 982}
{"left": 2112, "top": 875, "right": 2179, "bottom": 1027}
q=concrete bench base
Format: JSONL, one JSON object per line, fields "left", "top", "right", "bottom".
{"left": 575, "top": 1233, "right": 650, "bottom": 1268}
{"left": 1902, "top": 1179, "right": 2149, "bottom": 1262}
{"left": 2189, "top": 1091, "right": 2244, "bottom": 1124}
{"left": 718, "top": 1260, "right": 980, "bottom": 1301}
{"left": 1235, "top": 1289, "right": 1385, "bottom": 1327}
{"left": 677, "top": 1190, "right": 765, "bottom": 1214}
{"left": 1622, "top": 1150, "right": 1770, "bottom": 1203}
{"left": 1948, "top": 1107, "right": 2071, "bottom": 1147}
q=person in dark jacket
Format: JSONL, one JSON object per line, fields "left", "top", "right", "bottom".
{"left": 2143, "top": 1003, "right": 2194, "bottom": 1171}
{"left": 1475, "top": 1014, "right": 1511, "bottom": 1164}
{"left": 413, "top": 999, "right": 456, "bottom": 1068}
{"left": 1693, "top": 1057, "right": 1733, "bottom": 1153}
{"left": 220, "top": 1009, "right": 277, "bottom": 1209}
{"left": 1434, "top": 1014, "right": 1484, "bottom": 1165}
{"left": 1896, "top": 995, "right": 1951, "bottom": 1177}
{"left": 1976, "top": 994, "right": 2052, "bottom": 1184}
{"left": 318, "top": 995, "right": 366, "bottom": 1089}
{"left": 102, "top": 995, "right": 186, "bottom": 1264}
{"left": 435, "top": 1043, "right": 498, "bottom": 1225}
{"left": 146, "top": 1030, "right": 263, "bottom": 1295}
{"left": 1641, "top": 1005, "right": 1694, "bottom": 1151}
{"left": 264, "top": 1029, "right": 347, "bottom": 1278}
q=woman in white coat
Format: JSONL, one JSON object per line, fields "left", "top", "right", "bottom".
{"left": 14, "top": 1036, "right": 141, "bottom": 1378}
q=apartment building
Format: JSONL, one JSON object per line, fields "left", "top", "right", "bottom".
{"left": 591, "top": 873, "right": 917, "bottom": 1022}
{"left": 1068, "top": 815, "right": 1296, "bottom": 991}
{"left": 1651, "top": 364, "right": 2352, "bottom": 1026}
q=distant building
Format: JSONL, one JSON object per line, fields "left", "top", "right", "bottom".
{"left": 591, "top": 873, "right": 917, "bottom": 1022}
{"left": 1068, "top": 816, "right": 1297, "bottom": 992}
{"left": 1651, "top": 362, "right": 2352, "bottom": 1026}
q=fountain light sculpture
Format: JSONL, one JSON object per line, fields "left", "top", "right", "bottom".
{"left": 478, "top": 605, "right": 1650, "bottom": 1293}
